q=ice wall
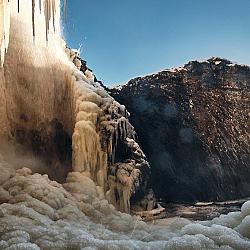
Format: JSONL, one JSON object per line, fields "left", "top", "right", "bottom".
{"left": 0, "top": 0, "right": 72, "bottom": 135}
{"left": 0, "top": 0, "right": 150, "bottom": 212}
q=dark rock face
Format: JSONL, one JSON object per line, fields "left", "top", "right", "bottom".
{"left": 14, "top": 119, "right": 72, "bottom": 183}
{"left": 110, "top": 57, "right": 250, "bottom": 203}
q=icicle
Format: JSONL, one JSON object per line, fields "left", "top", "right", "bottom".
{"left": 0, "top": 0, "right": 10, "bottom": 66}
{"left": 64, "top": 0, "right": 66, "bottom": 20}
{"left": 39, "top": 0, "right": 41, "bottom": 13}
{"left": 44, "top": 0, "right": 49, "bottom": 41}
{"left": 32, "top": 0, "right": 35, "bottom": 41}
{"left": 52, "top": 0, "right": 55, "bottom": 32}
{"left": 4, "top": 0, "right": 10, "bottom": 50}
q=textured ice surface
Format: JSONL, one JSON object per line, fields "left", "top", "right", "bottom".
{"left": 0, "top": 161, "right": 249, "bottom": 250}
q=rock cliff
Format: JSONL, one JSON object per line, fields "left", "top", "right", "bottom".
{"left": 110, "top": 57, "right": 250, "bottom": 203}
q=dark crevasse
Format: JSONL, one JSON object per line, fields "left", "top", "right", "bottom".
{"left": 110, "top": 57, "right": 250, "bottom": 203}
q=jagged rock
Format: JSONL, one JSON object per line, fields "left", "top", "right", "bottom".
{"left": 110, "top": 57, "right": 250, "bottom": 203}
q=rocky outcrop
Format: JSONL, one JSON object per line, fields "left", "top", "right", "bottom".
{"left": 110, "top": 57, "right": 250, "bottom": 203}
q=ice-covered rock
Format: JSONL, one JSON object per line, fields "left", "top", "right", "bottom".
{"left": 70, "top": 52, "right": 151, "bottom": 212}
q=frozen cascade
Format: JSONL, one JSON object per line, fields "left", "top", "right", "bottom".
{"left": 70, "top": 60, "right": 148, "bottom": 212}
{"left": 0, "top": 0, "right": 150, "bottom": 213}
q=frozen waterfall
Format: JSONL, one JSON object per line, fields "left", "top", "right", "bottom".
{"left": 0, "top": 1, "right": 249, "bottom": 249}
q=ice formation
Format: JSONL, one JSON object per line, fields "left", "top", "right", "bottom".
{"left": 0, "top": 0, "right": 150, "bottom": 213}
{"left": 0, "top": 1, "right": 249, "bottom": 249}
{"left": 70, "top": 58, "right": 150, "bottom": 212}
{"left": 0, "top": 0, "right": 10, "bottom": 66}
{"left": 0, "top": 0, "right": 67, "bottom": 66}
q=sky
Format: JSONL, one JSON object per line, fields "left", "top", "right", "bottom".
{"left": 63, "top": 0, "right": 250, "bottom": 85}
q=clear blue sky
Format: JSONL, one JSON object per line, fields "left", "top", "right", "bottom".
{"left": 63, "top": 0, "right": 250, "bottom": 85}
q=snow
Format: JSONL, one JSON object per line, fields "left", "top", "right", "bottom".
{"left": 110, "top": 65, "right": 187, "bottom": 90}
{"left": 215, "top": 61, "right": 222, "bottom": 65}
{"left": 0, "top": 161, "right": 250, "bottom": 249}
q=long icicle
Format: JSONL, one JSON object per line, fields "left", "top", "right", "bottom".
{"left": 48, "top": 0, "right": 51, "bottom": 38}
{"left": 64, "top": 0, "right": 66, "bottom": 21}
{"left": 52, "top": 0, "right": 55, "bottom": 32}
{"left": 32, "top": 0, "right": 35, "bottom": 42}
{"left": 0, "top": 0, "right": 5, "bottom": 66}
{"left": 39, "top": 0, "right": 41, "bottom": 13}
{"left": 0, "top": 0, "right": 10, "bottom": 66}
{"left": 44, "top": 0, "right": 49, "bottom": 41}
{"left": 4, "top": 0, "right": 10, "bottom": 50}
